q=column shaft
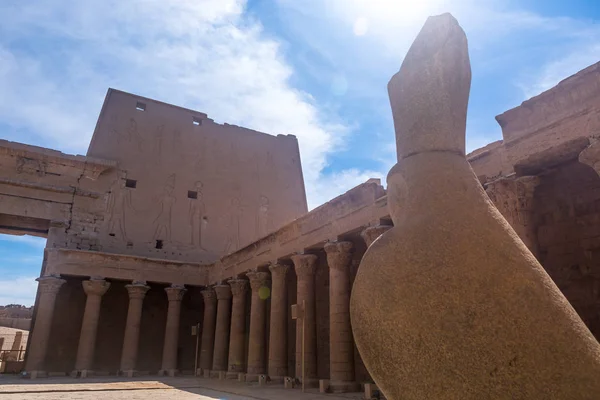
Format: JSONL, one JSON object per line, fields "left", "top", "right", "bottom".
{"left": 199, "top": 288, "right": 217, "bottom": 372}
{"left": 120, "top": 282, "right": 150, "bottom": 373}
{"left": 212, "top": 284, "right": 232, "bottom": 372}
{"left": 74, "top": 278, "right": 111, "bottom": 374}
{"left": 25, "top": 276, "right": 65, "bottom": 376}
{"left": 291, "top": 254, "right": 318, "bottom": 382}
{"left": 160, "top": 285, "right": 186, "bottom": 375}
{"left": 268, "top": 263, "right": 289, "bottom": 379}
{"left": 325, "top": 241, "right": 358, "bottom": 392}
{"left": 247, "top": 271, "right": 271, "bottom": 379}
{"left": 227, "top": 279, "right": 248, "bottom": 376}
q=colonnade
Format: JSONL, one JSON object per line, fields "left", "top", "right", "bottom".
{"left": 26, "top": 225, "right": 393, "bottom": 392}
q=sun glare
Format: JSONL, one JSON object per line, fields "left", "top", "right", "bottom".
{"left": 351, "top": 0, "right": 441, "bottom": 36}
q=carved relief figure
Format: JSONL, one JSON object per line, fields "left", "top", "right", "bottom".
{"left": 223, "top": 197, "right": 243, "bottom": 254}
{"left": 189, "top": 181, "right": 208, "bottom": 250}
{"left": 256, "top": 195, "right": 270, "bottom": 238}
{"left": 107, "top": 178, "right": 134, "bottom": 241}
{"left": 153, "top": 174, "right": 177, "bottom": 242}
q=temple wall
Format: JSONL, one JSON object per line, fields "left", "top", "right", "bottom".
{"left": 534, "top": 160, "right": 600, "bottom": 339}
{"left": 84, "top": 89, "right": 307, "bottom": 264}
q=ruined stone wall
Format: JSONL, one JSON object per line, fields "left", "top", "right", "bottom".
{"left": 85, "top": 89, "right": 307, "bottom": 264}
{"left": 534, "top": 160, "right": 600, "bottom": 339}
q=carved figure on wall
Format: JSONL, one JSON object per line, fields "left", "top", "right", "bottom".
{"left": 189, "top": 181, "right": 208, "bottom": 250}
{"left": 107, "top": 178, "right": 134, "bottom": 241}
{"left": 256, "top": 195, "right": 270, "bottom": 238}
{"left": 223, "top": 197, "right": 243, "bottom": 254}
{"left": 153, "top": 174, "right": 177, "bottom": 242}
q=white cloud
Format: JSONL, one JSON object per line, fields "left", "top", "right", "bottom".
{"left": 518, "top": 43, "right": 600, "bottom": 99}
{"left": 0, "top": 0, "right": 378, "bottom": 209}
{"left": 0, "top": 276, "right": 38, "bottom": 306}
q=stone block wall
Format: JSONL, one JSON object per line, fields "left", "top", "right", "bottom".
{"left": 534, "top": 160, "right": 600, "bottom": 338}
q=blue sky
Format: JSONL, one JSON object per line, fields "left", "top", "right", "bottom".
{"left": 0, "top": 0, "right": 599, "bottom": 305}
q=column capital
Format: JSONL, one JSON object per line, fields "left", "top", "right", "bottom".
{"left": 165, "top": 284, "right": 186, "bottom": 302}
{"left": 214, "top": 284, "right": 232, "bottom": 300}
{"left": 361, "top": 225, "right": 393, "bottom": 247}
{"left": 228, "top": 279, "right": 249, "bottom": 297}
{"left": 36, "top": 275, "right": 66, "bottom": 294}
{"left": 247, "top": 271, "right": 271, "bottom": 292}
{"left": 291, "top": 253, "right": 318, "bottom": 279}
{"left": 269, "top": 262, "right": 290, "bottom": 278}
{"left": 125, "top": 282, "right": 150, "bottom": 300}
{"left": 201, "top": 288, "right": 217, "bottom": 304}
{"left": 82, "top": 278, "right": 110, "bottom": 297}
{"left": 324, "top": 241, "right": 354, "bottom": 270}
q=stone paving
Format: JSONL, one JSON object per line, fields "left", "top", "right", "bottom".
{"left": 0, "top": 376, "right": 366, "bottom": 400}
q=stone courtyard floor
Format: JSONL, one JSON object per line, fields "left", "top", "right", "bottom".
{"left": 0, "top": 375, "right": 366, "bottom": 400}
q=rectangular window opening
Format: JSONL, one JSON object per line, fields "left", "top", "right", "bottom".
{"left": 188, "top": 190, "right": 198, "bottom": 199}
{"left": 136, "top": 102, "right": 146, "bottom": 111}
{"left": 192, "top": 117, "right": 202, "bottom": 126}
{"left": 125, "top": 179, "right": 137, "bottom": 189}
{"left": 155, "top": 240, "right": 163, "bottom": 249}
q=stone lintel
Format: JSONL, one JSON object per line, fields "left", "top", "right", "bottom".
{"left": 45, "top": 248, "right": 209, "bottom": 287}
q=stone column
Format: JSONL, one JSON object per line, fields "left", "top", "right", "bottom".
{"left": 227, "top": 279, "right": 249, "bottom": 378}
{"left": 119, "top": 281, "right": 150, "bottom": 376}
{"left": 199, "top": 288, "right": 217, "bottom": 373}
{"left": 25, "top": 275, "right": 65, "bottom": 377}
{"left": 159, "top": 284, "right": 186, "bottom": 376}
{"left": 291, "top": 253, "right": 318, "bottom": 384}
{"left": 486, "top": 176, "right": 540, "bottom": 256}
{"left": 361, "top": 225, "right": 393, "bottom": 247}
{"left": 73, "top": 278, "right": 111, "bottom": 377}
{"left": 246, "top": 271, "right": 271, "bottom": 380}
{"left": 325, "top": 241, "right": 359, "bottom": 392}
{"left": 268, "top": 263, "right": 289, "bottom": 380}
{"left": 212, "top": 284, "right": 232, "bottom": 372}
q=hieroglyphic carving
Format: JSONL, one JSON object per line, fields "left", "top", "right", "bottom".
{"left": 107, "top": 178, "right": 134, "bottom": 241}
{"left": 15, "top": 156, "right": 47, "bottom": 176}
{"left": 223, "top": 197, "right": 243, "bottom": 254}
{"left": 153, "top": 174, "right": 177, "bottom": 242}
{"left": 189, "top": 181, "right": 208, "bottom": 250}
{"left": 256, "top": 195, "right": 270, "bottom": 238}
